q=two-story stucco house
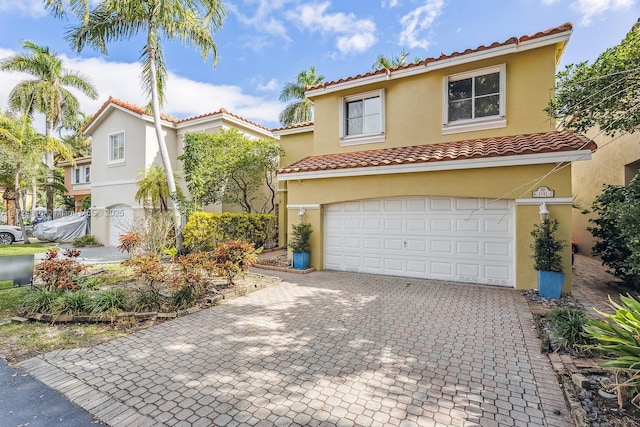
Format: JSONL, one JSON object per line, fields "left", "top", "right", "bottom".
{"left": 84, "top": 97, "right": 275, "bottom": 246}
{"left": 59, "top": 155, "right": 92, "bottom": 212}
{"left": 275, "top": 23, "right": 596, "bottom": 292}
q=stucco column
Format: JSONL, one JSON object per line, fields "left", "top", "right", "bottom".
{"left": 515, "top": 199, "right": 573, "bottom": 293}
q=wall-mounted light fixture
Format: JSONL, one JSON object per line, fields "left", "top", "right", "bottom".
{"left": 539, "top": 202, "right": 550, "bottom": 222}
{"left": 298, "top": 207, "right": 306, "bottom": 220}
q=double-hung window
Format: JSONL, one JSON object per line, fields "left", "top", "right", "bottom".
{"left": 443, "top": 64, "right": 506, "bottom": 134}
{"left": 72, "top": 166, "right": 91, "bottom": 184}
{"left": 109, "top": 131, "right": 125, "bottom": 164}
{"left": 340, "top": 89, "right": 385, "bottom": 145}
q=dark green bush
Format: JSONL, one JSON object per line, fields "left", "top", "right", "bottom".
{"left": 588, "top": 174, "right": 640, "bottom": 287}
{"left": 72, "top": 235, "right": 100, "bottom": 247}
{"left": 134, "top": 290, "right": 164, "bottom": 312}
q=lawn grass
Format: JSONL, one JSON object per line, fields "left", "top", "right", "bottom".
{"left": 0, "top": 242, "right": 56, "bottom": 256}
{"left": 0, "top": 321, "right": 129, "bottom": 363}
{"left": 0, "top": 287, "right": 28, "bottom": 317}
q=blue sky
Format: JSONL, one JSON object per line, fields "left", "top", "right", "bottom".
{"left": 0, "top": 0, "right": 637, "bottom": 129}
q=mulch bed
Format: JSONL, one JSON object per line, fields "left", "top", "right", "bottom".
{"left": 524, "top": 289, "right": 640, "bottom": 427}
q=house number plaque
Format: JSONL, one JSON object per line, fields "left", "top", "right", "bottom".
{"left": 532, "top": 186, "right": 554, "bottom": 198}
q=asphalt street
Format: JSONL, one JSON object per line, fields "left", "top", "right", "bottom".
{"left": 0, "top": 358, "right": 99, "bottom": 426}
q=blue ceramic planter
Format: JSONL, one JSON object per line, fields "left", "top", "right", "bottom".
{"left": 293, "top": 252, "right": 310, "bottom": 270}
{"left": 537, "top": 270, "right": 565, "bottom": 299}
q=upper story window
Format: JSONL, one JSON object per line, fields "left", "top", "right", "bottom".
{"left": 340, "top": 89, "right": 385, "bottom": 146}
{"left": 443, "top": 64, "right": 506, "bottom": 135}
{"left": 73, "top": 166, "right": 90, "bottom": 184}
{"left": 109, "top": 131, "right": 125, "bottom": 164}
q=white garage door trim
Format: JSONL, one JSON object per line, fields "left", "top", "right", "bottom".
{"left": 324, "top": 196, "right": 515, "bottom": 286}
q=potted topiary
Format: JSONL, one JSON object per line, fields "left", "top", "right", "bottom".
{"left": 531, "top": 217, "right": 567, "bottom": 298}
{"left": 289, "top": 222, "right": 312, "bottom": 269}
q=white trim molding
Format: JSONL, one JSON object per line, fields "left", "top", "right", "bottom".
{"left": 91, "top": 179, "right": 138, "bottom": 188}
{"left": 516, "top": 198, "right": 573, "bottom": 205}
{"left": 274, "top": 125, "right": 314, "bottom": 136}
{"left": 278, "top": 150, "right": 594, "bottom": 182}
{"left": 286, "top": 204, "right": 321, "bottom": 210}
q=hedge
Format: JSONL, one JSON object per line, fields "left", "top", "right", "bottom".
{"left": 183, "top": 212, "right": 277, "bottom": 252}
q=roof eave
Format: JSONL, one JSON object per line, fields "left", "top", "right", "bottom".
{"left": 278, "top": 148, "right": 592, "bottom": 181}
{"left": 305, "top": 29, "right": 572, "bottom": 98}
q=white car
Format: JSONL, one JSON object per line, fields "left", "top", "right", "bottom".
{"left": 0, "top": 225, "right": 23, "bottom": 244}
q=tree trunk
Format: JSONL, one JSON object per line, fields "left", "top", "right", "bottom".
{"left": 3, "top": 187, "right": 16, "bottom": 226}
{"left": 147, "top": 31, "right": 184, "bottom": 252}
{"left": 45, "top": 120, "right": 55, "bottom": 217}
{"left": 14, "top": 165, "right": 30, "bottom": 244}
{"left": 31, "top": 176, "right": 37, "bottom": 218}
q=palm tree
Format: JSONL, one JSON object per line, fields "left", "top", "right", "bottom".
{"left": 371, "top": 49, "right": 412, "bottom": 70}
{"left": 0, "top": 41, "right": 98, "bottom": 215}
{"left": 0, "top": 111, "right": 73, "bottom": 242}
{"left": 279, "top": 66, "right": 324, "bottom": 126}
{"left": 54, "top": 0, "right": 226, "bottom": 251}
{"left": 136, "top": 165, "right": 183, "bottom": 212}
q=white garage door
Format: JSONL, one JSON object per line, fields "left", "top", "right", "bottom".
{"left": 108, "top": 205, "right": 133, "bottom": 246}
{"left": 324, "top": 197, "right": 515, "bottom": 286}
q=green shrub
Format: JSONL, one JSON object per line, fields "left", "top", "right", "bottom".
{"left": 52, "top": 290, "right": 91, "bottom": 314}
{"left": 76, "top": 276, "right": 105, "bottom": 290}
{"left": 134, "top": 290, "right": 164, "bottom": 312}
{"left": 588, "top": 175, "right": 640, "bottom": 287}
{"left": 183, "top": 212, "right": 277, "bottom": 252}
{"left": 548, "top": 307, "right": 593, "bottom": 350}
{"left": 87, "top": 289, "right": 127, "bottom": 315}
{"left": 20, "top": 287, "right": 60, "bottom": 314}
{"left": 531, "top": 219, "right": 566, "bottom": 272}
{"left": 171, "top": 286, "right": 197, "bottom": 309}
{"left": 289, "top": 222, "right": 312, "bottom": 253}
{"left": 583, "top": 294, "right": 640, "bottom": 405}
{"left": 72, "top": 235, "right": 100, "bottom": 247}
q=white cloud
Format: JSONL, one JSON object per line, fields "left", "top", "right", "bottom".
{"left": 256, "top": 78, "right": 279, "bottom": 92}
{"left": 0, "top": 49, "right": 283, "bottom": 129}
{"left": 288, "top": 2, "right": 376, "bottom": 55}
{"left": 399, "top": 0, "right": 445, "bottom": 50}
{"left": 0, "top": 0, "right": 46, "bottom": 18}
{"left": 571, "top": 0, "right": 635, "bottom": 25}
{"left": 227, "top": 0, "right": 293, "bottom": 42}
{"left": 382, "top": 0, "right": 401, "bottom": 7}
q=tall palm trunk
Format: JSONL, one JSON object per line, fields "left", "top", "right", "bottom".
{"left": 45, "top": 120, "right": 55, "bottom": 216}
{"left": 14, "top": 163, "right": 30, "bottom": 244}
{"left": 147, "top": 28, "right": 183, "bottom": 251}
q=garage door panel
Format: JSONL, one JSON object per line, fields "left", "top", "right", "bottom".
{"left": 431, "top": 218, "right": 452, "bottom": 232}
{"left": 324, "top": 197, "right": 514, "bottom": 286}
{"left": 406, "top": 198, "right": 427, "bottom": 212}
{"left": 456, "top": 198, "right": 481, "bottom": 210}
{"left": 383, "top": 199, "right": 403, "bottom": 212}
{"left": 430, "top": 240, "right": 452, "bottom": 254}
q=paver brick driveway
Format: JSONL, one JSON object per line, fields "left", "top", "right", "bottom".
{"left": 20, "top": 271, "right": 571, "bottom": 426}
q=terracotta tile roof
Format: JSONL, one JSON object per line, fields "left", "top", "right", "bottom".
{"left": 307, "top": 22, "right": 573, "bottom": 92}
{"left": 272, "top": 121, "right": 314, "bottom": 132}
{"left": 83, "top": 97, "right": 270, "bottom": 133}
{"left": 277, "top": 131, "right": 595, "bottom": 175}
{"left": 181, "top": 107, "right": 271, "bottom": 132}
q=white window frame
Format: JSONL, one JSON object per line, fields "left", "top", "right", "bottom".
{"left": 108, "top": 130, "right": 125, "bottom": 164}
{"left": 339, "top": 89, "right": 385, "bottom": 146}
{"left": 442, "top": 64, "right": 506, "bottom": 135}
{"left": 72, "top": 165, "right": 91, "bottom": 184}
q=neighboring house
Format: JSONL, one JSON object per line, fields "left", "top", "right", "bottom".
{"left": 275, "top": 22, "right": 596, "bottom": 292}
{"left": 572, "top": 131, "right": 640, "bottom": 256}
{"left": 59, "top": 156, "right": 92, "bottom": 212}
{"left": 83, "top": 97, "right": 275, "bottom": 246}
